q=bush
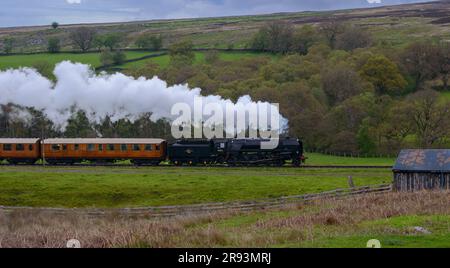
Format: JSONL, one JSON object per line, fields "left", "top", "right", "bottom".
{"left": 205, "top": 50, "right": 219, "bottom": 64}
{"left": 135, "top": 34, "right": 163, "bottom": 50}
{"left": 113, "top": 50, "right": 127, "bottom": 65}
{"left": 47, "top": 38, "right": 61, "bottom": 53}
{"left": 100, "top": 49, "right": 114, "bottom": 66}
{"left": 2, "top": 38, "right": 15, "bottom": 54}
{"left": 169, "top": 40, "right": 195, "bottom": 66}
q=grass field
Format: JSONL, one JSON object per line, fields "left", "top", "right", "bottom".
{"left": 440, "top": 91, "right": 450, "bottom": 102}
{"left": 0, "top": 51, "right": 276, "bottom": 71}
{"left": 1, "top": 191, "right": 448, "bottom": 248}
{"left": 0, "top": 51, "right": 158, "bottom": 70}
{"left": 0, "top": 166, "right": 391, "bottom": 208}
{"left": 117, "top": 51, "right": 278, "bottom": 69}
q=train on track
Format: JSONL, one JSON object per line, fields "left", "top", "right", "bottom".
{"left": 0, "top": 138, "right": 305, "bottom": 167}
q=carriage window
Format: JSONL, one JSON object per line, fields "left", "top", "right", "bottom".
{"left": 121, "top": 144, "right": 128, "bottom": 151}
{"left": 98, "top": 144, "right": 103, "bottom": 151}
{"left": 52, "top": 144, "right": 61, "bottom": 151}
{"left": 3, "top": 144, "right": 12, "bottom": 151}
{"left": 16, "top": 144, "right": 25, "bottom": 151}
{"left": 145, "top": 144, "right": 153, "bottom": 151}
{"left": 62, "top": 144, "right": 68, "bottom": 151}
{"left": 156, "top": 145, "right": 161, "bottom": 151}
{"left": 74, "top": 144, "right": 80, "bottom": 151}
{"left": 87, "top": 144, "right": 95, "bottom": 151}
{"left": 107, "top": 144, "right": 115, "bottom": 151}
{"left": 29, "top": 144, "right": 33, "bottom": 151}
{"left": 133, "top": 144, "right": 141, "bottom": 151}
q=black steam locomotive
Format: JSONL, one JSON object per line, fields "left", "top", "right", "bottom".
{"left": 168, "top": 138, "right": 304, "bottom": 166}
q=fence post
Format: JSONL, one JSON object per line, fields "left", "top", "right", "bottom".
{"left": 348, "top": 176, "right": 355, "bottom": 188}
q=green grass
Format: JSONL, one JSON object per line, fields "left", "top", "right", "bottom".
{"left": 293, "top": 215, "right": 450, "bottom": 248}
{"left": 0, "top": 51, "right": 158, "bottom": 70}
{"left": 0, "top": 166, "right": 391, "bottom": 208}
{"left": 120, "top": 51, "right": 278, "bottom": 69}
{"left": 305, "top": 153, "right": 395, "bottom": 166}
{"left": 440, "top": 91, "right": 450, "bottom": 102}
{"left": 0, "top": 51, "right": 277, "bottom": 71}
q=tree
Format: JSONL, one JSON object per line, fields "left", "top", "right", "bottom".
{"left": 436, "top": 42, "right": 450, "bottom": 90}
{"left": 93, "top": 35, "right": 106, "bottom": 51}
{"left": 357, "top": 119, "right": 376, "bottom": 154}
{"left": 135, "top": 34, "right": 163, "bottom": 50}
{"left": 125, "top": 62, "right": 160, "bottom": 79}
{"left": 204, "top": 50, "right": 219, "bottom": 64}
{"left": 250, "top": 22, "right": 294, "bottom": 54}
{"left": 97, "top": 116, "right": 115, "bottom": 138}
{"left": 103, "top": 33, "right": 123, "bottom": 50}
{"left": 406, "top": 90, "right": 450, "bottom": 147}
{"left": 51, "top": 22, "right": 59, "bottom": 29}
{"left": 360, "top": 55, "right": 407, "bottom": 95}
{"left": 336, "top": 26, "right": 372, "bottom": 51}
{"left": 292, "top": 25, "right": 318, "bottom": 55}
{"left": 47, "top": 37, "right": 61, "bottom": 53}
{"left": 64, "top": 110, "right": 96, "bottom": 138}
{"left": 321, "top": 64, "right": 365, "bottom": 105}
{"left": 99, "top": 49, "right": 114, "bottom": 66}
{"left": 378, "top": 100, "right": 414, "bottom": 151}
{"left": 112, "top": 50, "right": 127, "bottom": 65}
{"left": 150, "top": 35, "right": 163, "bottom": 51}
{"left": 250, "top": 29, "right": 270, "bottom": 51}
{"left": 135, "top": 34, "right": 151, "bottom": 49}
{"left": 100, "top": 49, "right": 127, "bottom": 66}
{"left": 402, "top": 42, "right": 440, "bottom": 91}
{"left": 319, "top": 19, "right": 345, "bottom": 49}
{"left": 169, "top": 40, "right": 195, "bottom": 66}
{"left": 70, "top": 27, "right": 96, "bottom": 52}
{"left": 2, "top": 37, "right": 15, "bottom": 54}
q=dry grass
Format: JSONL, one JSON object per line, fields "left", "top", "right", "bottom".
{"left": 0, "top": 191, "right": 448, "bottom": 248}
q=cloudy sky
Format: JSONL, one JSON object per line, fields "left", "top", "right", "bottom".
{"left": 0, "top": 0, "right": 435, "bottom": 27}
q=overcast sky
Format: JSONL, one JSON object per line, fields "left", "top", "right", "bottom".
{"left": 0, "top": 0, "right": 435, "bottom": 27}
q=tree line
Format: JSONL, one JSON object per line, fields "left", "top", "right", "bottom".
{"left": 1, "top": 24, "right": 164, "bottom": 68}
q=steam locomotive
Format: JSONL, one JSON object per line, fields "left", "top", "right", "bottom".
{"left": 0, "top": 137, "right": 304, "bottom": 167}
{"left": 168, "top": 138, "right": 304, "bottom": 166}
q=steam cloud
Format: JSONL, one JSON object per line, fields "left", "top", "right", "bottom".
{"left": 0, "top": 61, "right": 287, "bottom": 135}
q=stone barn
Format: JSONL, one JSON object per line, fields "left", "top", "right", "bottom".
{"left": 393, "top": 150, "right": 450, "bottom": 191}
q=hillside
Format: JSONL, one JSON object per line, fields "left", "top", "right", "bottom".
{"left": 1, "top": 1, "right": 449, "bottom": 52}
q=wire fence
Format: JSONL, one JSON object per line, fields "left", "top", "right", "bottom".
{"left": 305, "top": 149, "right": 397, "bottom": 159}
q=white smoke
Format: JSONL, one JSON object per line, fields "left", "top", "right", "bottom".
{"left": 0, "top": 61, "right": 287, "bottom": 134}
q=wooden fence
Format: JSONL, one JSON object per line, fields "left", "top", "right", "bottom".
{"left": 0, "top": 184, "right": 392, "bottom": 218}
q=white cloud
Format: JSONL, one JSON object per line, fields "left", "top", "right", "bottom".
{"left": 66, "top": 0, "right": 81, "bottom": 4}
{"left": 367, "top": 0, "right": 382, "bottom": 4}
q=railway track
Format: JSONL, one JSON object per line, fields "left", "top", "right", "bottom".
{"left": 0, "top": 164, "right": 392, "bottom": 169}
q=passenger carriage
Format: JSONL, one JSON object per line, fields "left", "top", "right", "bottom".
{"left": 42, "top": 139, "right": 167, "bottom": 165}
{"left": 0, "top": 138, "right": 41, "bottom": 164}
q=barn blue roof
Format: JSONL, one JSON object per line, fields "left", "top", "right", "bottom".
{"left": 393, "top": 150, "right": 450, "bottom": 172}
